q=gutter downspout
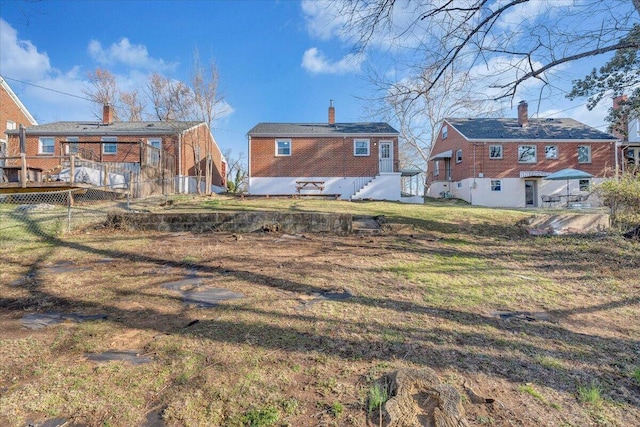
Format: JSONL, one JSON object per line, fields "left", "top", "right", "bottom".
{"left": 247, "top": 135, "right": 251, "bottom": 194}
{"left": 615, "top": 140, "right": 621, "bottom": 179}
{"left": 178, "top": 132, "right": 183, "bottom": 193}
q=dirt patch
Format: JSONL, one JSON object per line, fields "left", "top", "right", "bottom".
{"left": 1, "top": 225, "right": 639, "bottom": 426}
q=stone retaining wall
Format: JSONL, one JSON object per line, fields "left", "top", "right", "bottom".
{"left": 107, "top": 211, "right": 353, "bottom": 234}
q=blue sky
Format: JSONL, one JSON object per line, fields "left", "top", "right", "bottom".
{"left": 0, "top": 0, "right": 635, "bottom": 156}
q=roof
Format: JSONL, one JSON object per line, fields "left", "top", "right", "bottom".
{"left": 0, "top": 76, "right": 38, "bottom": 125}
{"left": 248, "top": 122, "right": 399, "bottom": 137}
{"left": 445, "top": 118, "right": 617, "bottom": 141}
{"left": 6, "top": 120, "right": 204, "bottom": 136}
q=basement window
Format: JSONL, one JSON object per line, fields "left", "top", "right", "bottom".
{"left": 491, "top": 180, "right": 502, "bottom": 191}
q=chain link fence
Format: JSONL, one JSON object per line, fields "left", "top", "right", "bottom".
{"left": 0, "top": 187, "right": 131, "bottom": 241}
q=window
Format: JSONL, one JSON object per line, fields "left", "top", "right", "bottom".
{"left": 148, "top": 138, "right": 161, "bottom": 149}
{"left": 66, "top": 137, "right": 79, "bottom": 154}
{"left": 442, "top": 125, "right": 448, "bottom": 139}
{"left": 433, "top": 161, "right": 440, "bottom": 177}
{"left": 456, "top": 149, "right": 462, "bottom": 163}
{"left": 6, "top": 120, "right": 16, "bottom": 131}
{"left": 577, "top": 145, "right": 591, "bottom": 163}
{"left": 545, "top": 145, "right": 558, "bottom": 159}
{"left": 275, "top": 139, "right": 291, "bottom": 156}
{"left": 491, "top": 180, "right": 502, "bottom": 191}
{"left": 353, "top": 139, "right": 370, "bottom": 156}
{"left": 489, "top": 145, "right": 503, "bottom": 159}
{"left": 518, "top": 145, "right": 537, "bottom": 163}
{"left": 102, "top": 136, "right": 117, "bottom": 155}
{"left": 579, "top": 179, "right": 590, "bottom": 191}
{"left": 39, "top": 137, "right": 55, "bottom": 154}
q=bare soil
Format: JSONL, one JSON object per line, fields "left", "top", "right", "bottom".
{"left": 1, "top": 218, "right": 639, "bottom": 426}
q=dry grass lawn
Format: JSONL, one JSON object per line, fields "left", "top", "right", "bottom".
{"left": 0, "top": 196, "right": 639, "bottom": 426}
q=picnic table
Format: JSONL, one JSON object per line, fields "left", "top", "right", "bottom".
{"left": 296, "top": 180, "right": 325, "bottom": 194}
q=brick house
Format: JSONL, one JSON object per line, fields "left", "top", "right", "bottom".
{"left": 5, "top": 105, "right": 226, "bottom": 194}
{"left": 247, "top": 101, "right": 420, "bottom": 202}
{"left": 427, "top": 101, "right": 618, "bottom": 207}
{"left": 1, "top": 76, "right": 37, "bottom": 161}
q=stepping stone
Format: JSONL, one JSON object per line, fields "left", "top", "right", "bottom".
{"left": 182, "top": 288, "right": 244, "bottom": 308}
{"left": 21, "top": 312, "right": 107, "bottom": 330}
{"left": 297, "top": 288, "right": 353, "bottom": 310}
{"left": 86, "top": 350, "right": 152, "bottom": 365}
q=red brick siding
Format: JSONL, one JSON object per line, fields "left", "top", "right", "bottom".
{"left": 6, "top": 124, "right": 225, "bottom": 187}
{"left": 428, "top": 122, "right": 616, "bottom": 184}
{"left": 180, "top": 124, "right": 225, "bottom": 186}
{"left": 250, "top": 136, "right": 399, "bottom": 177}
{"left": 1, "top": 84, "right": 35, "bottom": 139}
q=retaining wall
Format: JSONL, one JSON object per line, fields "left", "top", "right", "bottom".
{"left": 107, "top": 211, "right": 353, "bottom": 234}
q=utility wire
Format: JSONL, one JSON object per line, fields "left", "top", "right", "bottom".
{"left": 2, "top": 75, "right": 94, "bottom": 102}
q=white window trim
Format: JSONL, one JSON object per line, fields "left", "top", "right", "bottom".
{"left": 456, "top": 149, "right": 463, "bottom": 163}
{"left": 6, "top": 120, "right": 17, "bottom": 131}
{"left": 102, "top": 136, "right": 117, "bottom": 155}
{"left": 518, "top": 145, "right": 537, "bottom": 163}
{"left": 434, "top": 161, "right": 439, "bottom": 177}
{"left": 489, "top": 145, "right": 503, "bottom": 159}
{"left": 39, "top": 137, "right": 55, "bottom": 155}
{"left": 353, "top": 139, "right": 370, "bottom": 156}
{"left": 578, "top": 145, "right": 592, "bottom": 164}
{"left": 275, "top": 139, "right": 291, "bottom": 157}
{"left": 148, "top": 138, "right": 162, "bottom": 149}
{"left": 442, "top": 125, "right": 448, "bottom": 139}
{"left": 490, "top": 180, "right": 502, "bottom": 192}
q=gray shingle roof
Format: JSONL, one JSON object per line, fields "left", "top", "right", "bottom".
{"left": 248, "top": 122, "right": 398, "bottom": 136}
{"left": 446, "top": 118, "right": 616, "bottom": 141}
{"left": 7, "top": 121, "right": 203, "bottom": 136}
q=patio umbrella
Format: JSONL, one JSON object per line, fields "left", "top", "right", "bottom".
{"left": 544, "top": 168, "right": 593, "bottom": 198}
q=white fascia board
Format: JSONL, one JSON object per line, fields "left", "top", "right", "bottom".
{"left": 248, "top": 132, "right": 399, "bottom": 138}
{"left": 465, "top": 138, "right": 618, "bottom": 143}
{"left": 0, "top": 77, "right": 38, "bottom": 125}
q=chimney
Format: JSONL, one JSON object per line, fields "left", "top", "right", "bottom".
{"left": 328, "top": 99, "right": 335, "bottom": 125}
{"left": 517, "top": 101, "right": 528, "bottom": 127}
{"left": 103, "top": 104, "right": 114, "bottom": 125}
{"left": 613, "top": 95, "right": 628, "bottom": 141}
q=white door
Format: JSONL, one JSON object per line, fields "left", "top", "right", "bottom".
{"left": 379, "top": 141, "right": 393, "bottom": 173}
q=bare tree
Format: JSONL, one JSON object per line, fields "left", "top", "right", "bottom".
{"left": 191, "top": 51, "right": 230, "bottom": 194}
{"left": 83, "top": 68, "right": 120, "bottom": 120}
{"left": 335, "top": 0, "right": 640, "bottom": 102}
{"left": 119, "top": 89, "right": 145, "bottom": 122}
{"left": 373, "top": 63, "right": 501, "bottom": 193}
{"left": 147, "top": 73, "right": 194, "bottom": 121}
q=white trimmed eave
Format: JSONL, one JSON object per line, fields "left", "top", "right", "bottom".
{"left": 248, "top": 132, "right": 399, "bottom": 138}
{"left": 7, "top": 129, "right": 191, "bottom": 137}
{"left": 1, "top": 77, "right": 38, "bottom": 125}
{"left": 465, "top": 138, "right": 618, "bottom": 143}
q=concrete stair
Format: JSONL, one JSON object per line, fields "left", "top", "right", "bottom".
{"left": 352, "top": 215, "right": 382, "bottom": 234}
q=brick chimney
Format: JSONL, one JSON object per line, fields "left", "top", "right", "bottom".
{"left": 517, "top": 101, "right": 528, "bottom": 127}
{"left": 328, "top": 100, "right": 335, "bottom": 125}
{"left": 612, "top": 95, "right": 628, "bottom": 141}
{"left": 103, "top": 104, "right": 114, "bottom": 125}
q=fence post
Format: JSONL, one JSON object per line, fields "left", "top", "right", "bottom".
{"left": 67, "top": 190, "right": 72, "bottom": 233}
{"left": 20, "top": 153, "right": 27, "bottom": 188}
{"left": 70, "top": 155, "right": 75, "bottom": 184}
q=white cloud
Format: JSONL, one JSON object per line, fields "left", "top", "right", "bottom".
{"left": 0, "top": 18, "right": 52, "bottom": 80}
{"left": 88, "top": 38, "right": 175, "bottom": 71}
{"left": 301, "top": 0, "right": 347, "bottom": 41}
{"left": 301, "top": 47, "right": 364, "bottom": 75}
